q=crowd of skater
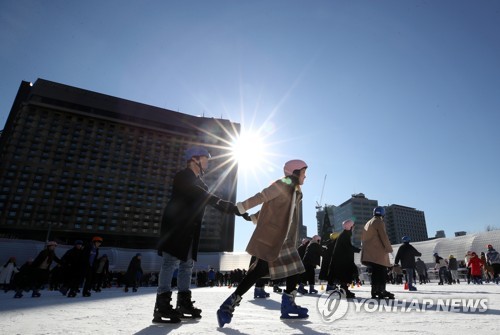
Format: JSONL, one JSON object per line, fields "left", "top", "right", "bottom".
{"left": 2, "top": 147, "right": 500, "bottom": 328}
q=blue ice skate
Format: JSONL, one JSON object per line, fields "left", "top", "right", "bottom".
{"left": 280, "top": 291, "right": 308, "bottom": 319}
{"left": 254, "top": 287, "right": 270, "bottom": 298}
{"left": 217, "top": 293, "right": 242, "bottom": 328}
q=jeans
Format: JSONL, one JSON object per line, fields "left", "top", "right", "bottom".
{"left": 404, "top": 268, "right": 415, "bottom": 288}
{"left": 157, "top": 251, "right": 193, "bottom": 294}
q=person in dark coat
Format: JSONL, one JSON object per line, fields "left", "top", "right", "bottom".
{"left": 125, "top": 253, "right": 143, "bottom": 292}
{"left": 59, "top": 240, "right": 86, "bottom": 297}
{"left": 81, "top": 236, "right": 103, "bottom": 297}
{"left": 328, "top": 220, "right": 360, "bottom": 298}
{"left": 302, "top": 235, "right": 323, "bottom": 294}
{"left": 14, "top": 241, "right": 61, "bottom": 298}
{"left": 296, "top": 238, "right": 310, "bottom": 294}
{"left": 319, "top": 232, "right": 339, "bottom": 291}
{"left": 394, "top": 236, "right": 421, "bottom": 291}
{"left": 93, "top": 254, "right": 109, "bottom": 291}
{"left": 154, "top": 146, "right": 239, "bottom": 323}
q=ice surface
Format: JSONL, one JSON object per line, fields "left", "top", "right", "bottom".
{"left": 1, "top": 283, "right": 499, "bottom": 334}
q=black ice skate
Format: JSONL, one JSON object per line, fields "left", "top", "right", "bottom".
{"left": 176, "top": 291, "right": 202, "bottom": 319}
{"left": 152, "top": 292, "right": 181, "bottom": 324}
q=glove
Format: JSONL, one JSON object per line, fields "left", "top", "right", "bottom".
{"left": 215, "top": 199, "right": 236, "bottom": 213}
{"left": 242, "top": 213, "right": 252, "bottom": 221}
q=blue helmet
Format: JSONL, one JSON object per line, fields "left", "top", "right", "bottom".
{"left": 184, "top": 146, "right": 211, "bottom": 161}
{"left": 373, "top": 206, "right": 385, "bottom": 217}
{"left": 402, "top": 236, "right": 411, "bottom": 243}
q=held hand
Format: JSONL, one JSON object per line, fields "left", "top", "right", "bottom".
{"left": 242, "top": 213, "right": 252, "bottom": 221}
{"left": 216, "top": 199, "right": 236, "bottom": 213}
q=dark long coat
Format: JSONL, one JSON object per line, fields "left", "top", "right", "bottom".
{"left": 328, "top": 229, "right": 360, "bottom": 284}
{"left": 158, "top": 168, "right": 223, "bottom": 262}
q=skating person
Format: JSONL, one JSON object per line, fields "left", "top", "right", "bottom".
{"left": 0, "top": 257, "right": 19, "bottom": 293}
{"left": 328, "top": 220, "right": 360, "bottom": 298}
{"left": 59, "top": 240, "right": 86, "bottom": 297}
{"left": 361, "top": 206, "right": 395, "bottom": 299}
{"left": 14, "top": 241, "right": 61, "bottom": 298}
{"left": 433, "top": 253, "right": 449, "bottom": 285}
{"left": 124, "top": 253, "right": 143, "bottom": 292}
{"left": 217, "top": 159, "right": 309, "bottom": 327}
{"left": 296, "top": 238, "right": 310, "bottom": 294}
{"left": 467, "top": 252, "right": 485, "bottom": 284}
{"left": 415, "top": 258, "right": 428, "bottom": 284}
{"left": 302, "top": 235, "right": 322, "bottom": 294}
{"left": 319, "top": 232, "right": 340, "bottom": 291}
{"left": 93, "top": 254, "right": 109, "bottom": 292}
{"left": 486, "top": 244, "right": 500, "bottom": 284}
{"left": 154, "top": 146, "right": 239, "bottom": 323}
{"left": 394, "top": 236, "right": 421, "bottom": 291}
{"left": 82, "top": 236, "right": 103, "bottom": 297}
{"left": 448, "top": 255, "right": 459, "bottom": 284}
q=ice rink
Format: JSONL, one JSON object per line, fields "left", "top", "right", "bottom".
{"left": 1, "top": 282, "right": 499, "bottom": 335}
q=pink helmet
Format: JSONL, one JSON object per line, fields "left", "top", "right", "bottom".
{"left": 283, "top": 159, "right": 307, "bottom": 176}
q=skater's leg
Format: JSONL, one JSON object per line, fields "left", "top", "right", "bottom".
{"left": 218, "top": 259, "right": 269, "bottom": 327}
{"left": 281, "top": 274, "right": 308, "bottom": 319}
{"left": 157, "top": 252, "right": 179, "bottom": 294}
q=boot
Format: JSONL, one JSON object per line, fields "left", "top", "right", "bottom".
{"left": 217, "top": 293, "right": 242, "bottom": 328}
{"left": 281, "top": 290, "right": 308, "bottom": 319}
{"left": 14, "top": 290, "right": 23, "bottom": 298}
{"left": 326, "top": 284, "right": 338, "bottom": 292}
{"left": 340, "top": 284, "right": 355, "bottom": 298}
{"left": 176, "top": 290, "right": 202, "bottom": 318}
{"left": 67, "top": 290, "right": 77, "bottom": 298}
{"left": 254, "top": 286, "right": 270, "bottom": 298}
{"left": 152, "top": 292, "right": 181, "bottom": 323}
{"left": 308, "top": 285, "right": 318, "bottom": 294}
{"left": 273, "top": 285, "right": 282, "bottom": 293}
{"left": 31, "top": 290, "right": 41, "bottom": 298}
{"left": 297, "top": 283, "right": 307, "bottom": 294}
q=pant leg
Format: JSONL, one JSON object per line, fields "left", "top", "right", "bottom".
{"left": 157, "top": 252, "right": 180, "bottom": 294}
{"left": 234, "top": 258, "right": 269, "bottom": 297}
{"left": 177, "top": 258, "right": 194, "bottom": 292}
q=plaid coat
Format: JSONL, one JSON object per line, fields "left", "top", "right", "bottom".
{"left": 237, "top": 177, "right": 305, "bottom": 280}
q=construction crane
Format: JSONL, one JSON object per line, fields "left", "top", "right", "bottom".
{"left": 315, "top": 174, "right": 327, "bottom": 210}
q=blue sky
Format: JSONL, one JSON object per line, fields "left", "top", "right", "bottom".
{"left": 1, "top": 1, "right": 499, "bottom": 251}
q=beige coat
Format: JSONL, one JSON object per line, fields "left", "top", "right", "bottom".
{"left": 237, "top": 177, "right": 305, "bottom": 279}
{"left": 360, "top": 216, "right": 393, "bottom": 267}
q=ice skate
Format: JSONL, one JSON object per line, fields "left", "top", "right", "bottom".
{"left": 273, "top": 285, "right": 283, "bottom": 293}
{"left": 67, "top": 290, "right": 77, "bottom": 298}
{"left": 280, "top": 291, "right": 308, "bottom": 319}
{"left": 308, "top": 285, "right": 318, "bottom": 294}
{"left": 152, "top": 292, "right": 181, "bottom": 324}
{"left": 176, "top": 291, "right": 202, "bottom": 319}
{"left": 13, "top": 291, "right": 23, "bottom": 298}
{"left": 31, "top": 290, "right": 41, "bottom": 298}
{"left": 296, "top": 283, "right": 307, "bottom": 295}
{"left": 254, "top": 287, "right": 270, "bottom": 298}
{"left": 217, "top": 293, "right": 242, "bottom": 328}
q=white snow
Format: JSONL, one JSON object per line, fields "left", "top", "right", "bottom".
{"left": 1, "top": 283, "right": 499, "bottom": 334}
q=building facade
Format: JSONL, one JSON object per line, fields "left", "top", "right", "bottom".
{"left": 317, "top": 193, "right": 378, "bottom": 247}
{"left": 0, "top": 79, "right": 239, "bottom": 250}
{"left": 384, "top": 204, "right": 428, "bottom": 244}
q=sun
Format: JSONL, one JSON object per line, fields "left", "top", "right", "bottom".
{"left": 230, "top": 130, "right": 267, "bottom": 171}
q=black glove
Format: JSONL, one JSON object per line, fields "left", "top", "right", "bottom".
{"left": 233, "top": 206, "right": 244, "bottom": 216}
{"left": 215, "top": 199, "right": 236, "bottom": 213}
{"left": 242, "top": 213, "right": 252, "bottom": 221}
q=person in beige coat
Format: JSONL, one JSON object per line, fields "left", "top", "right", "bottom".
{"left": 217, "top": 159, "right": 309, "bottom": 327}
{"left": 361, "top": 206, "right": 395, "bottom": 299}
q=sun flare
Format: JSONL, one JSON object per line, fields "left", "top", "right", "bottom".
{"left": 230, "top": 131, "right": 267, "bottom": 171}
